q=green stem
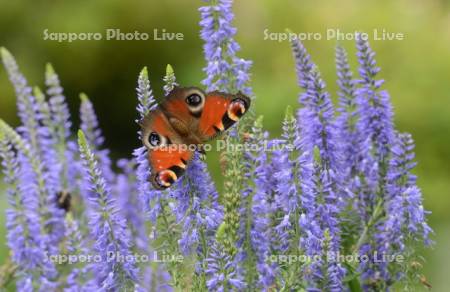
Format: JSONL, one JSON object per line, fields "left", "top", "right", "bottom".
{"left": 353, "top": 199, "right": 384, "bottom": 254}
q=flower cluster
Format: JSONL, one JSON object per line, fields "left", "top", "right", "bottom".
{"left": 0, "top": 0, "right": 432, "bottom": 291}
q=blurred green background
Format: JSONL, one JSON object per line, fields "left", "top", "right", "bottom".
{"left": 0, "top": 0, "right": 449, "bottom": 289}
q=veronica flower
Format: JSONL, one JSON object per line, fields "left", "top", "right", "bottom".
{"left": 290, "top": 38, "right": 346, "bottom": 290}
{"left": 352, "top": 36, "right": 396, "bottom": 286}
{"left": 133, "top": 146, "right": 161, "bottom": 222}
{"left": 353, "top": 37, "right": 395, "bottom": 224}
{"left": 133, "top": 67, "right": 164, "bottom": 221}
{"left": 290, "top": 36, "right": 314, "bottom": 104}
{"left": 45, "top": 63, "right": 78, "bottom": 192}
{"left": 1, "top": 48, "right": 42, "bottom": 149}
{"left": 79, "top": 93, "right": 114, "bottom": 183}
{"left": 0, "top": 137, "right": 23, "bottom": 258}
{"left": 63, "top": 214, "right": 95, "bottom": 291}
{"left": 0, "top": 120, "right": 58, "bottom": 290}
{"left": 199, "top": 0, "right": 252, "bottom": 95}
{"left": 1, "top": 48, "right": 65, "bottom": 247}
{"left": 45, "top": 64, "right": 72, "bottom": 143}
{"left": 1, "top": 52, "right": 59, "bottom": 200}
{"left": 373, "top": 133, "right": 433, "bottom": 284}
{"left": 115, "top": 159, "right": 175, "bottom": 292}
{"left": 199, "top": 0, "right": 254, "bottom": 269}
{"left": 389, "top": 134, "right": 432, "bottom": 243}
{"left": 206, "top": 225, "right": 246, "bottom": 291}
{"left": 113, "top": 171, "right": 152, "bottom": 288}
{"left": 136, "top": 66, "right": 157, "bottom": 117}
{"left": 135, "top": 266, "right": 173, "bottom": 292}
{"left": 78, "top": 130, "right": 138, "bottom": 289}
{"left": 170, "top": 154, "right": 222, "bottom": 255}
{"left": 114, "top": 159, "right": 148, "bottom": 251}
{"left": 162, "top": 65, "right": 223, "bottom": 288}
{"left": 162, "top": 65, "right": 222, "bottom": 251}
{"left": 2, "top": 47, "right": 65, "bottom": 248}
{"left": 290, "top": 39, "right": 342, "bottom": 181}
{"left": 248, "top": 117, "right": 278, "bottom": 288}
{"left": 133, "top": 66, "right": 177, "bottom": 289}
{"left": 163, "top": 64, "right": 179, "bottom": 96}
{"left": 300, "top": 71, "right": 341, "bottom": 174}
{"left": 33, "top": 87, "right": 53, "bottom": 134}
{"left": 79, "top": 93, "right": 104, "bottom": 148}
{"left": 291, "top": 39, "right": 342, "bottom": 181}
{"left": 335, "top": 45, "right": 365, "bottom": 181}
{"left": 206, "top": 243, "right": 246, "bottom": 291}
{"left": 0, "top": 136, "right": 41, "bottom": 290}
{"left": 355, "top": 35, "right": 394, "bottom": 166}
{"left": 271, "top": 107, "right": 310, "bottom": 289}
{"left": 33, "top": 86, "right": 65, "bottom": 196}
{"left": 335, "top": 45, "right": 378, "bottom": 244}
{"left": 272, "top": 106, "right": 301, "bottom": 215}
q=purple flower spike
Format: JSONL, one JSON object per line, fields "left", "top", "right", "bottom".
{"left": 355, "top": 35, "right": 394, "bottom": 164}
{"left": 335, "top": 45, "right": 364, "bottom": 179}
{"left": 172, "top": 154, "right": 222, "bottom": 256}
{"left": 374, "top": 132, "right": 433, "bottom": 283}
{"left": 290, "top": 38, "right": 346, "bottom": 290}
{"left": 1, "top": 48, "right": 65, "bottom": 251}
{"left": 78, "top": 130, "right": 139, "bottom": 289}
{"left": 134, "top": 66, "right": 163, "bottom": 221}
{"left": 199, "top": 0, "right": 252, "bottom": 95}
{"left": 0, "top": 120, "right": 59, "bottom": 289}
{"left": 163, "top": 64, "right": 179, "bottom": 96}
{"left": 79, "top": 93, "right": 114, "bottom": 183}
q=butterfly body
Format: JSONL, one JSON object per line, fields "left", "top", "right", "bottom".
{"left": 140, "top": 86, "right": 250, "bottom": 189}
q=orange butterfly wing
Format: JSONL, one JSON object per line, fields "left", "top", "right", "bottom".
{"left": 141, "top": 110, "right": 193, "bottom": 189}
{"left": 198, "top": 91, "right": 251, "bottom": 140}
{"left": 140, "top": 87, "right": 251, "bottom": 189}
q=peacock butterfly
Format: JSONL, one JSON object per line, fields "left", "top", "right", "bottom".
{"left": 140, "top": 86, "right": 251, "bottom": 189}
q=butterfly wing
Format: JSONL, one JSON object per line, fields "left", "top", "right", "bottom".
{"left": 140, "top": 87, "right": 251, "bottom": 189}
{"left": 141, "top": 109, "right": 193, "bottom": 189}
{"left": 197, "top": 91, "right": 251, "bottom": 141}
{"left": 159, "top": 87, "right": 251, "bottom": 142}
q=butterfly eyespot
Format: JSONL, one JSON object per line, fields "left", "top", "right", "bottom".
{"left": 149, "top": 132, "right": 161, "bottom": 146}
{"left": 186, "top": 94, "right": 202, "bottom": 106}
{"left": 185, "top": 91, "right": 205, "bottom": 115}
{"left": 144, "top": 132, "right": 168, "bottom": 149}
{"left": 155, "top": 169, "right": 177, "bottom": 188}
{"left": 228, "top": 98, "right": 247, "bottom": 121}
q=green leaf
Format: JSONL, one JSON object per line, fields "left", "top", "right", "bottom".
{"left": 313, "top": 145, "right": 321, "bottom": 164}
{"left": 347, "top": 277, "right": 363, "bottom": 292}
{"left": 254, "top": 115, "right": 264, "bottom": 129}
{"left": 216, "top": 222, "right": 227, "bottom": 242}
